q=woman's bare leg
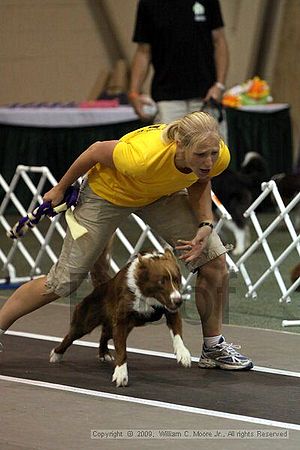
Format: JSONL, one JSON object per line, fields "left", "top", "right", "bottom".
{"left": 195, "top": 255, "right": 228, "bottom": 337}
{"left": 0, "top": 276, "right": 59, "bottom": 330}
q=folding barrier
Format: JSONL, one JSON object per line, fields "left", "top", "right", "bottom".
{"left": 0, "top": 165, "right": 238, "bottom": 298}
{"left": 1, "top": 166, "right": 298, "bottom": 327}
{"left": 235, "top": 180, "right": 300, "bottom": 327}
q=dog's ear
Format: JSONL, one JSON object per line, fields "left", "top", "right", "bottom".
{"left": 164, "top": 248, "right": 175, "bottom": 259}
{"left": 137, "top": 253, "right": 144, "bottom": 263}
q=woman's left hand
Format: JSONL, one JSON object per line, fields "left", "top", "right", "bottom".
{"left": 176, "top": 227, "right": 212, "bottom": 263}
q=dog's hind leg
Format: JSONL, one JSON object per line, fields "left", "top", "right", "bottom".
{"left": 49, "top": 315, "right": 101, "bottom": 363}
{"left": 49, "top": 292, "right": 103, "bottom": 363}
{"left": 165, "top": 312, "right": 191, "bottom": 367}
{"left": 49, "top": 326, "right": 87, "bottom": 363}
{"left": 98, "top": 324, "right": 114, "bottom": 362}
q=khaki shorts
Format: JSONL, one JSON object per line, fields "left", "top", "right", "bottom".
{"left": 156, "top": 99, "right": 228, "bottom": 142}
{"left": 46, "top": 185, "right": 227, "bottom": 297}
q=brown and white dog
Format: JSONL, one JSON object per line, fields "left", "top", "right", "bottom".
{"left": 49, "top": 249, "right": 191, "bottom": 386}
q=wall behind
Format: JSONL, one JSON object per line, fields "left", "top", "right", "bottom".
{"left": 0, "top": 0, "right": 113, "bottom": 103}
{"left": 0, "top": 0, "right": 298, "bottom": 165}
{"left": 271, "top": 0, "right": 300, "bottom": 158}
{"left": 0, "top": 0, "right": 266, "bottom": 104}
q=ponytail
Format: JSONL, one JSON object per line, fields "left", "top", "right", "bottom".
{"left": 161, "top": 119, "right": 181, "bottom": 143}
{"left": 161, "top": 111, "right": 220, "bottom": 149}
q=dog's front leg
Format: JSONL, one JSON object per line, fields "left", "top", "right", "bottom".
{"left": 111, "top": 323, "right": 132, "bottom": 387}
{"left": 165, "top": 312, "right": 191, "bottom": 367}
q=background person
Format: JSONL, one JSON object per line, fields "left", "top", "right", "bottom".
{"left": 129, "top": 0, "right": 229, "bottom": 126}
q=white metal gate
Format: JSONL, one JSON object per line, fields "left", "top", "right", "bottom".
{"left": 1, "top": 166, "right": 299, "bottom": 326}
{"left": 235, "top": 180, "right": 300, "bottom": 326}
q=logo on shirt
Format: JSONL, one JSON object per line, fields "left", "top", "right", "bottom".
{"left": 193, "top": 2, "right": 206, "bottom": 22}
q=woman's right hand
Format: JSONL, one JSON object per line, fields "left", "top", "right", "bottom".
{"left": 43, "top": 185, "right": 66, "bottom": 206}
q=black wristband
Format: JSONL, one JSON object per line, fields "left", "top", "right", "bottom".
{"left": 198, "top": 221, "right": 213, "bottom": 230}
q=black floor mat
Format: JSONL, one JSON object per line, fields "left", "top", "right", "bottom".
{"left": 1, "top": 334, "right": 299, "bottom": 425}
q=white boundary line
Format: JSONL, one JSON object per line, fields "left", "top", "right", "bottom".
{"left": 1, "top": 297, "right": 300, "bottom": 336}
{"left": 225, "top": 322, "right": 300, "bottom": 336}
{"left": 1, "top": 374, "right": 299, "bottom": 431}
{"left": 4, "top": 330, "right": 300, "bottom": 378}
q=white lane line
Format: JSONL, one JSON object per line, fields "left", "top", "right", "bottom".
{"left": 224, "top": 322, "right": 300, "bottom": 336}
{"left": 1, "top": 375, "right": 299, "bottom": 431}
{"left": 4, "top": 330, "right": 300, "bottom": 378}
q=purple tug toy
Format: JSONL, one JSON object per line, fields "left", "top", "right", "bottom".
{"left": 7, "top": 184, "right": 80, "bottom": 240}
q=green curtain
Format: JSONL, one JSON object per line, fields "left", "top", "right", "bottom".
{"left": 0, "top": 120, "right": 143, "bottom": 208}
{"left": 226, "top": 107, "right": 293, "bottom": 176}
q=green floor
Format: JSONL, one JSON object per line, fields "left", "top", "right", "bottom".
{"left": 1, "top": 211, "right": 299, "bottom": 333}
{"left": 183, "top": 211, "right": 300, "bottom": 332}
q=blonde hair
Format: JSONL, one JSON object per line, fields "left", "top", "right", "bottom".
{"left": 161, "top": 111, "right": 221, "bottom": 150}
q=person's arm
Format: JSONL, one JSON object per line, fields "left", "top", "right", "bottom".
{"left": 176, "top": 180, "right": 214, "bottom": 263}
{"left": 204, "top": 27, "right": 229, "bottom": 102}
{"left": 43, "top": 140, "right": 118, "bottom": 206}
{"left": 129, "top": 43, "right": 153, "bottom": 120}
{"left": 187, "top": 179, "right": 214, "bottom": 223}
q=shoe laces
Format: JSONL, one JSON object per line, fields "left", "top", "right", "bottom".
{"left": 218, "top": 341, "right": 241, "bottom": 355}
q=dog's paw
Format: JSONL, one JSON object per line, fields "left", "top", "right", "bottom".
{"left": 232, "top": 245, "right": 244, "bottom": 256}
{"left": 112, "top": 363, "right": 128, "bottom": 387}
{"left": 49, "top": 349, "right": 63, "bottom": 363}
{"left": 176, "top": 346, "right": 192, "bottom": 367}
{"left": 172, "top": 335, "right": 191, "bottom": 367}
{"left": 99, "top": 352, "right": 114, "bottom": 362}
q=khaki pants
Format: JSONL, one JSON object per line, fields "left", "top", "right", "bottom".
{"left": 46, "top": 185, "right": 227, "bottom": 297}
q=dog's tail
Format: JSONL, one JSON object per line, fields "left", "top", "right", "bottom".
{"left": 90, "top": 234, "right": 115, "bottom": 287}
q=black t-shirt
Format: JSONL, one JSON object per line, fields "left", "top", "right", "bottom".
{"left": 133, "top": 0, "right": 224, "bottom": 101}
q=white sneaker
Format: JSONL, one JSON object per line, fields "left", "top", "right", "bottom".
{"left": 198, "top": 336, "right": 253, "bottom": 370}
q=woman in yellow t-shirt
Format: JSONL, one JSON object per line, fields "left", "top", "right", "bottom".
{"left": 0, "top": 111, "right": 253, "bottom": 371}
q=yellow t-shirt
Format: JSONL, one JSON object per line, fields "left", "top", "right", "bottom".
{"left": 88, "top": 124, "right": 230, "bottom": 206}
